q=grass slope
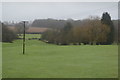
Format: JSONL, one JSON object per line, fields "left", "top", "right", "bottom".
{"left": 2, "top": 39, "right": 118, "bottom": 78}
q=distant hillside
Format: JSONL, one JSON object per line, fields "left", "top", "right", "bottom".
{"left": 32, "top": 18, "right": 82, "bottom": 28}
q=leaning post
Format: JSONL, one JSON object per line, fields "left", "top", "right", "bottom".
{"left": 23, "top": 21, "right": 26, "bottom": 55}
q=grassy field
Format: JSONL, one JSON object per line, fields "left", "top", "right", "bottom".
{"left": 19, "top": 34, "right": 41, "bottom": 39}
{"left": 2, "top": 34, "right": 118, "bottom": 78}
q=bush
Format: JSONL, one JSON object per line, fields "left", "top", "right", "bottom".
{"left": 2, "top": 23, "right": 18, "bottom": 42}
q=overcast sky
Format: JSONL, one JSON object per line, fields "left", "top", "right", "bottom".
{"left": 1, "top": 2, "right": 118, "bottom": 22}
{"left": 1, "top": 0, "right": 119, "bottom": 2}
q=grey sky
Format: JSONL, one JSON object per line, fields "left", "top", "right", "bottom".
{"left": 1, "top": 2, "right": 118, "bottom": 22}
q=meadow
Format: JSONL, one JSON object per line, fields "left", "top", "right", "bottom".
{"left": 19, "top": 34, "right": 41, "bottom": 39}
{"left": 2, "top": 34, "right": 118, "bottom": 78}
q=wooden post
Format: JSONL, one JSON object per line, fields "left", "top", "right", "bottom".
{"left": 23, "top": 21, "right": 26, "bottom": 55}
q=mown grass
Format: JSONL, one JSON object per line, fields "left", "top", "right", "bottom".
{"left": 19, "top": 34, "right": 41, "bottom": 39}
{"left": 2, "top": 34, "right": 118, "bottom": 78}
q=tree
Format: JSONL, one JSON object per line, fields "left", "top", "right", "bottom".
{"left": 15, "top": 22, "right": 29, "bottom": 35}
{"left": 72, "top": 17, "right": 110, "bottom": 45}
{"left": 101, "top": 12, "right": 114, "bottom": 44}
{"left": 60, "top": 22, "right": 73, "bottom": 45}
{"left": 2, "top": 23, "right": 17, "bottom": 42}
{"left": 96, "top": 24, "right": 110, "bottom": 45}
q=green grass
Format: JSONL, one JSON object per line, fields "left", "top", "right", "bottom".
{"left": 2, "top": 35, "right": 118, "bottom": 78}
{"left": 19, "top": 34, "right": 41, "bottom": 39}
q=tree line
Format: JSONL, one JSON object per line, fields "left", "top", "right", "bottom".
{"left": 1, "top": 22, "right": 18, "bottom": 43}
{"left": 1, "top": 21, "right": 30, "bottom": 42}
{"left": 1, "top": 12, "right": 118, "bottom": 44}
{"left": 41, "top": 12, "right": 115, "bottom": 45}
{"left": 32, "top": 18, "right": 84, "bottom": 29}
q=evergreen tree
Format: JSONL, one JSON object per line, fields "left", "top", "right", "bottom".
{"left": 101, "top": 12, "right": 114, "bottom": 44}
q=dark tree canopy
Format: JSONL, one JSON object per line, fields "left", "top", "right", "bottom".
{"left": 101, "top": 12, "right": 114, "bottom": 44}
{"left": 101, "top": 12, "right": 112, "bottom": 25}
